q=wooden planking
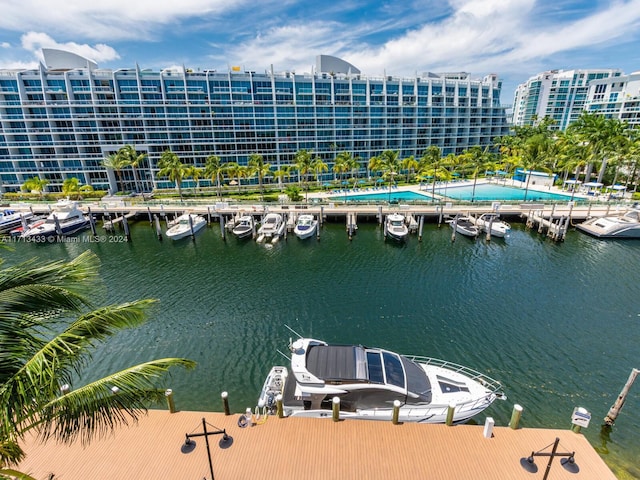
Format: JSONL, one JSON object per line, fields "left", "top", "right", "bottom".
{"left": 16, "top": 410, "right": 617, "bottom": 480}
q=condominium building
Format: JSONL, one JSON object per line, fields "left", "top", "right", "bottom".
{"left": 584, "top": 71, "right": 640, "bottom": 125}
{"left": 512, "top": 69, "right": 622, "bottom": 130}
{"left": 0, "top": 49, "right": 510, "bottom": 193}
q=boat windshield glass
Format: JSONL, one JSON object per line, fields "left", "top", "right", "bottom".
{"left": 400, "top": 356, "right": 431, "bottom": 401}
{"left": 382, "top": 352, "right": 405, "bottom": 388}
{"left": 366, "top": 351, "right": 384, "bottom": 383}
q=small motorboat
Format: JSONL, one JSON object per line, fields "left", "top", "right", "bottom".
{"left": 293, "top": 214, "right": 318, "bottom": 240}
{"left": 385, "top": 213, "right": 409, "bottom": 242}
{"left": 166, "top": 213, "right": 207, "bottom": 240}
{"left": 257, "top": 213, "right": 285, "bottom": 242}
{"left": 447, "top": 214, "right": 479, "bottom": 238}
{"left": 232, "top": 215, "right": 255, "bottom": 239}
{"left": 474, "top": 213, "right": 511, "bottom": 238}
{"left": 21, "top": 200, "right": 89, "bottom": 241}
{"left": 258, "top": 337, "right": 505, "bottom": 424}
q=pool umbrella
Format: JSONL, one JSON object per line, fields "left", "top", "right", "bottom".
{"left": 376, "top": 178, "right": 385, "bottom": 183}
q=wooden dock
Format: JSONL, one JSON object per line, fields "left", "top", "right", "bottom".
{"left": 15, "top": 409, "right": 616, "bottom": 480}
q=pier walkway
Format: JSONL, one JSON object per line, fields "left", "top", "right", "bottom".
{"left": 16, "top": 409, "right": 616, "bottom": 479}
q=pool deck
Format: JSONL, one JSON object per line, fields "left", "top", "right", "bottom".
{"left": 15, "top": 409, "right": 617, "bottom": 480}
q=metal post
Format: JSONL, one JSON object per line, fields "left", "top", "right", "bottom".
{"left": 202, "top": 417, "right": 215, "bottom": 480}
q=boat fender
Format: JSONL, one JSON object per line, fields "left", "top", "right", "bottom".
{"left": 253, "top": 403, "right": 268, "bottom": 425}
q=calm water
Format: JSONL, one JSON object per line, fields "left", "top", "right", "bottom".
{"left": 4, "top": 219, "right": 639, "bottom": 478}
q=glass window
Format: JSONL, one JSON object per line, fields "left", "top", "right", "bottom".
{"left": 366, "top": 351, "right": 384, "bottom": 383}
{"left": 382, "top": 352, "right": 405, "bottom": 388}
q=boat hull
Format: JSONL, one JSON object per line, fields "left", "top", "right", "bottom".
{"left": 294, "top": 224, "right": 317, "bottom": 239}
{"left": 166, "top": 218, "right": 206, "bottom": 240}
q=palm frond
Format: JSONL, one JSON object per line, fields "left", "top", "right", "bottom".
{"left": 0, "top": 251, "right": 100, "bottom": 304}
{"left": 35, "top": 358, "right": 196, "bottom": 444}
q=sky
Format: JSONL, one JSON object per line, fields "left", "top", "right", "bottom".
{"left": 1, "top": 0, "right": 640, "bottom": 103}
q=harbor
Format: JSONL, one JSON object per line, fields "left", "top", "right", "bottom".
{"left": 2, "top": 212, "right": 638, "bottom": 478}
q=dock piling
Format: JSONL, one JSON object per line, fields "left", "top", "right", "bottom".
{"left": 188, "top": 214, "right": 195, "bottom": 241}
{"left": 392, "top": 400, "right": 401, "bottom": 425}
{"left": 219, "top": 214, "right": 226, "bottom": 241}
{"left": 221, "top": 391, "right": 230, "bottom": 416}
{"left": 604, "top": 368, "right": 639, "bottom": 426}
{"left": 332, "top": 397, "right": 340, "bottom": 422}
{"left": 445, "top": 403, "right": 456, "bottom": 426}
{"left": 88, "top": 207, "right": 97, "bottom": 236}
{"left": 418, "top": 215, "right": 424, "bottom": 241}
{"left": 154, "top": 215, "right": 163, "bottom": 241}
{"left": 510, "top": 404, "right": 523, "bottom": 429}
{"left": 165, "top": 389, "right": 176, "bottom": 413}
{"left": 122, "top": 215, "right": 131, "bottom": 241}
{"left": 276, "top": 394, "right": 283, "bottom": 418}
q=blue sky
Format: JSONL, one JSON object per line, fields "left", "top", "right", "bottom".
{"left": 1, "top": 0, "right": 640, "bottom": 103}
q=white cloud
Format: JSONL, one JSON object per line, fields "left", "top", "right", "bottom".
{"left": 1, "top": 42, "right": 10, "bottom": 48}
{"left": 0, "top": 0, "right": 250, "bottom": 40}
{"left": 20, "top": 32, "right": 120, "bottom": 63}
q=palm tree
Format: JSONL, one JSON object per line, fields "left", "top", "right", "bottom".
{"left": 101, "top": 153, "right": 130, "bottom": 194}
{"left": 157, "top": 150, "right": 188, "bottom": 201}
{"left": 372, "top": 150, "right": 400, "bottom": 186}
{"left": 272, "top": 166, "right": 292, "bottom": 191}
{"left": 187, "top": 165, "right": 205, "bottom": 193}
{"left": 400, "top": 155, "right": 418, "bottom": 183}
{"left": 418, "top": 146, "right": 442, "bottom": 201}
{"left": 20, "top": 176, "right": 49, "bottom": 200}
{"left": 519, "top": 133, "right": 553, "bottom": 201}
{"left": 248, "top": 153, "right": 271, "bottom": 197}
{"left": 294, "top": 149, "right": 313, "bottom": 186}
{"left": 461, "top": 146, "right": 493, "bottom": 202}
{"left": 0, "top": 251, "right": 195, "bottom": 473}
{"left": 117, "top": 145, "right": 147, "bottom": 193}
{"left": 311, "top": 156, "right": 329, "bottom": 186}
{"left": 223, "top": 162, "right": 248, "bottom": 193}
{"left": 333, "top": 152, "right": 352, "bottom": 182}
{"left": 62, "top": 177, "right": 81, "bottom": 200}
{"left": 204, "top": 155, "right": 224, "bottom": 197}
{"left": 347, "top": 155, "right": 362, "bottom": 186}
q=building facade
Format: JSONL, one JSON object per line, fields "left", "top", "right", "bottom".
{"left": 512, "top": 69, "right": 622, "bottom": 130}
{"left": 0, "top": 50, "right": 510, "bottom": 193}
{"left": 584, "top": 71, "right": 640, "bottom": 125}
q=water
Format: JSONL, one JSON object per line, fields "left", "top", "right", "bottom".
{"left": 331, "top": 189, "right": 434, "bottom": 202}
{"left": 3, "top": 221, "right": 639, "bottom": 478}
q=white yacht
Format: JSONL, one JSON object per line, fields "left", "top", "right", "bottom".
{"left": 576, "top": 208, "right": 640, "bottom": 239}
{"left": 232, "top": 215, "right": 255, "bottom": 239}
{"left": 257, "top": 213, "right": 285, "bottom": 242}
{"left": 166, "top": 213, "right": 207, "bottom": 240}
{"left": 259, "top": 337, "right": 505, "bottom": 424}
{"left": 474, "top": 213, "right": 511, "bottom": 238}
{"left": 385, "top": 213, "right": 409, "bottom": 242}
{"left": 293, "top": 214, "right": 318, "bottom": 240}
{"left": 21, "top": 201, "right": 89, "bottom": 241}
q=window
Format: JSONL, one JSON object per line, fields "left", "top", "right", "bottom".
{"left": 382, "top": 352, "right": 405, "bottom": 388}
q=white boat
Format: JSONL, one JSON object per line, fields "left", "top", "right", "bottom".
{"left": 21, "top": 201, "right": 89, "bottom": 241}
{"left": 447, "top": 215, "right": 479, "bottom": 237}
{"left": 576, "top": 208, "right": 640, "bottom": 239}
{"left": 0, "top": 209, "right": 33, "bottom": 233}
{"left": 232, "top": 215, "right": 255, "bottom": 239}
{"left": 293, "top": 214, "right": 318, "bottom": 240}
{"left": 385, "top": 213, "right": 409, "bottom": 242}
{"left": 165, "top": 213, "right": 207, "bottom": 240}
{"left": 474, "top": 213, "right": 511, "bottom": 238}
{"left": 257, "top": 213, "right": 285, "bottom": 242}
{"left": 258, "top": 337, "right": 505, "bottom": 424}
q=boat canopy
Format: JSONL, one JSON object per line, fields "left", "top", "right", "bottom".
{"left": 304, "top": 344, "right": 431, "bottom": 402}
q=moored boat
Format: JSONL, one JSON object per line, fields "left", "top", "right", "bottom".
{"left": 258, "top": 337, "right": 505, "bottom": 424}
{"left": 474, "top": 213, "right": 511, "bottom": 238}
{"left": 447, "top": 214, "right": 479, "bottom": 238}
{"left": 0, "top": 209, "right": 34, "bottom": 233}
{"left": 232, "top": 215, "right": 255, "bottom": 239}
{"left": 385, "top": 213, "right": 409, "bottom": 242}
{"left": 20, "top": 200, "right": 89, "bottom": 241}
{"left": 293, "top": 214, "right": 318, "bottom": 240}
{"left": 166, "top": 213, "right": 207, "bottom": 240}
{"left": 576, "top": 208, "right": 640, "bottom": 239}
{"left": 257, "top": 213, "right": 285, "bottom": 242}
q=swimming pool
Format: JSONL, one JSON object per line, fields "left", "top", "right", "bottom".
{"left": 437, "top": 183, "right": 575, "bottom": 202}
{"left": 331, "top": 190, "right": 434, "bottom": 202}
{"left": 332, "top": 183, "right": 576, "bottom": 202}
